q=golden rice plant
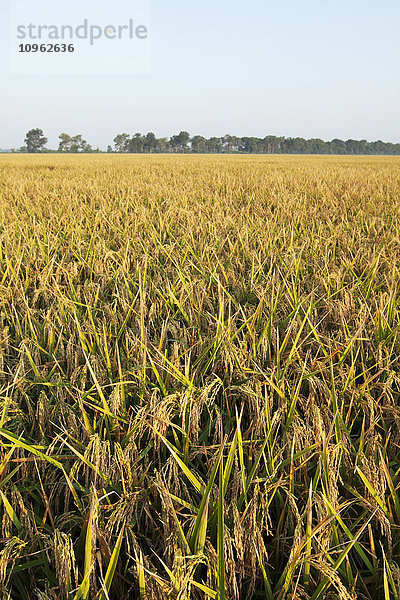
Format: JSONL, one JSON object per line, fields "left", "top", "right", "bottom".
{"left": 0, "top": 154, "right": 399, "bottom": 599}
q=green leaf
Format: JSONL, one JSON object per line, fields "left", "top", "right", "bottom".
{"left": 99, "top": 527, "right": 124, "bottom": 600}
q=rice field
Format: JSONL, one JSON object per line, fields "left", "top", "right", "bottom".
{"left": 0, "top": 154, "right": 400, "bottom": 599}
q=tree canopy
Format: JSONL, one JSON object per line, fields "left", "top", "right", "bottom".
{"left": 24, "top": 129, "right": 48, "bottom": 153}
{"left": 14, "top": 129, "right": 400, "bottom": 155}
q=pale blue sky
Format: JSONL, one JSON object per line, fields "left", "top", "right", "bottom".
{"left": 1, "top": 0, "right": 399, "bottom": 149}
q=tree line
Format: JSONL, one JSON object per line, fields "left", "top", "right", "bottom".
{"left": 14, "top": 128, "right": 400, "bottom": 155}
{"left": 17, "top": 129, "right": 98, "bottom": 154}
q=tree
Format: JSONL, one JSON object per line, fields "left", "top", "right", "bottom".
{"left": 330, "top": 139, "right": 346, "bottom": 154}
{"left": 58, "top": 133, "right": 92, "bottom": 153}
{"left": 70, "top": 135, "right": 83, "bottom": 153}
{"left": 222, "top": 135, "right": 239, "bottom": 153}
{"left": 240, "top": 137, "right": 262, "bottom": 153}
{"left": 144, "top": 132, "right": 157, "bottom": 153}
{"left": 191, "top": 135, "right": 207, "bottom": 153}
{"left": 58, "top": 133, "right": 72, "bottom": 152}
{"left": 287, "top": 137, "right": 307, "bottom": 154}
{"left": 128, "top": 133, "right": 144, "bottom": 153}
{"left": 158, "top": 137, "right": 169, "bottom": 153}
{"left": 107, "top": 145, "right": 113, "bottom": 153}
{"left": 72, "top": 136, "right": 92, "bottom": 153}
{"left": 113, "top": 133, "right": 130, "bottom": 153}
{"left": 25, "top": 128, "right": 47, "bottom": 153}
{"left": 170, "top": 131, "right": 190, "bottom": 153}
{"left": 82, "top": 141, "right": 92, "bottom": 153}
{"left": 206, "top": 137, "right": 223, "bottom": 153}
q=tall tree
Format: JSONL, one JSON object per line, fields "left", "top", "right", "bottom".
{"left": 58, "top": 133, "right": 92, "bottom": 153}
{"left": 128, "top": 133, "right": 144, "bottom": 153}
{"left": 70, "top": 135, "right": 89, "bottom": 152}
{"left": 206, "top": 137, "right": 223, "bottom": 153}
{"left": 157, "top": 137, "right": 169, "bottom": 153}
{"left": 144, "top": 132, "right": 157, "bottom": 153}
{"left": 25, "top": 129, "right": 47, "bottom": 153}
{"left": 191, "top": 135, "right": 207, "bottom": 153}
{"left": 222, "top": 135, "right": 239, "bottom": 153}
{"left": 170, "top": 131, "right": 190, "bottom": 153}
{"left": 58, "top": 133, "right": 72, "bottom": 152}
{"left": 113, "top": 133, "right": 130, "bottom": 153}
